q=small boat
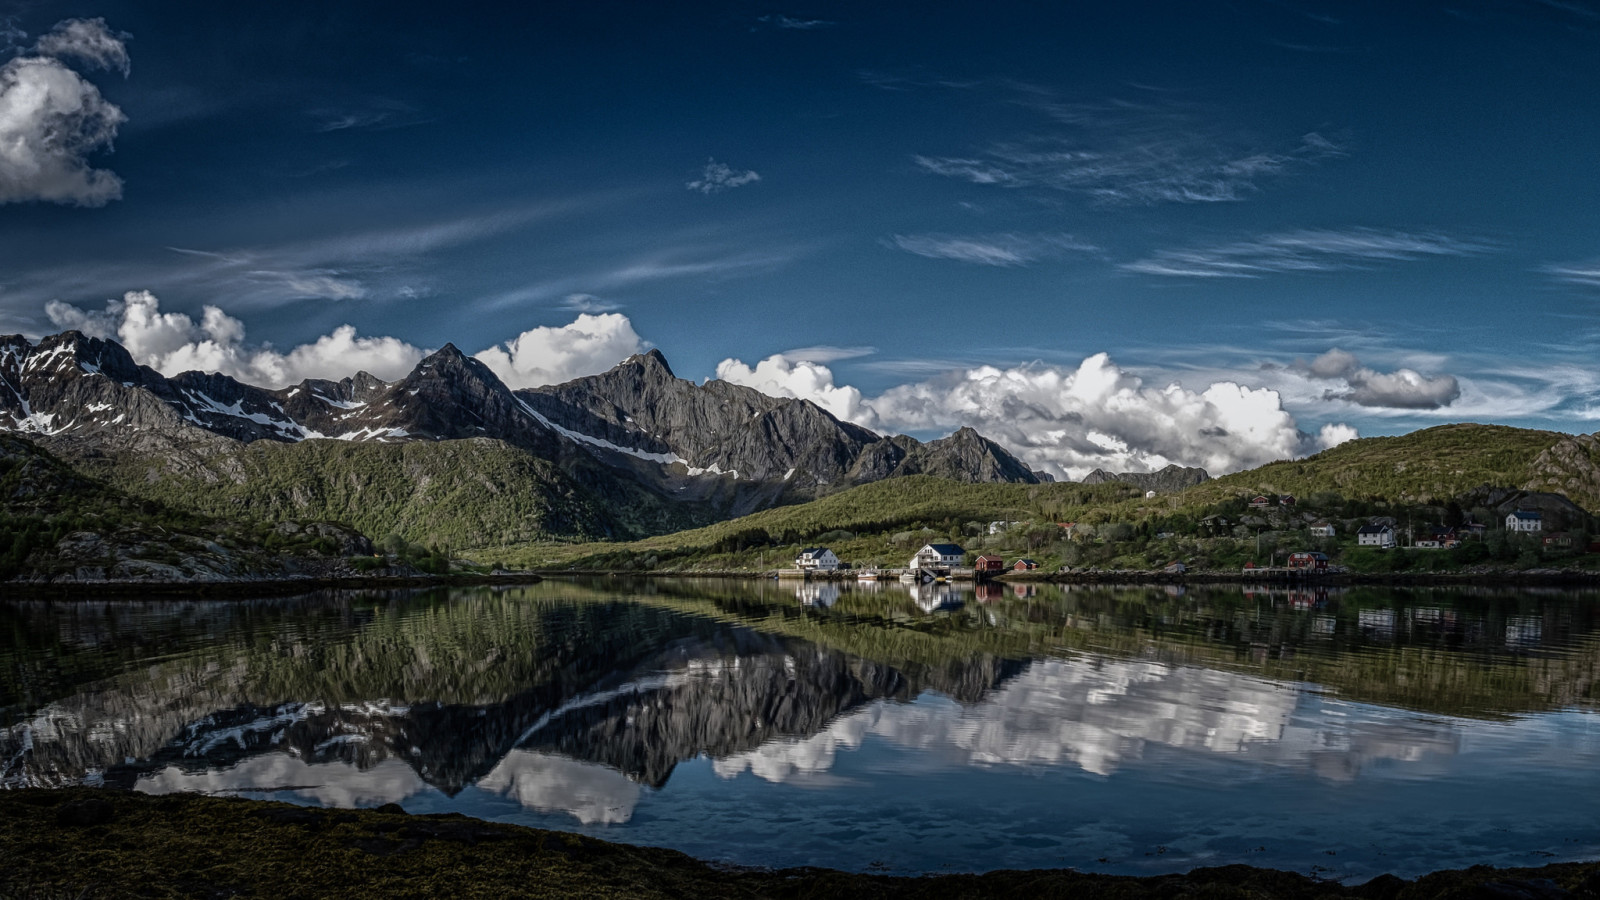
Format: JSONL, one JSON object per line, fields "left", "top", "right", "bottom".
{"left": 857, "top": 571, "right": 879, "bottom": 581}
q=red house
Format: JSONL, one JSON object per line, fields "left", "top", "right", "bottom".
{"left": 974, "top": 554, "right": 1006, "bottom": 573}
{"left": 1286, "top": 551, "right": 1329, "bottom": 570}
{"left": 1012, "top": 558, "right": 1039, "bottom": 571}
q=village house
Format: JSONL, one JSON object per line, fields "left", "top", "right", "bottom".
{"left": 910, "top": 543, "right": 965, "bottom": 570}
{"left": 1413, "top": 527, "right": 1460, "bottom": 550}
{"left": 1461, "top": 522, "right": 1489, "bottom": 538}
{"left": 1286, "top": 551, "right": 1329, "bottom": 570}
{"left": 1357, "top": 523, "right": 1397, "bottom": 549}
{"left": 1543, "top": 532, "right": 1574, "bottom": 549}
{"left": 1163, "top": 561, "right": 1187, "bottom": 574}
{"left": 1310, "top": 522, "right": 1336, "bottom": 538}
{"left": 974, "top": 554, "right": 1006, "bottom": 574}
{"left": 987, "top": 521, "right": 1021, "bottom": 535}
{"left": 1249, "top": 496, "right": 1271, "bottom": 509}
{"left": 1507, "top": 509, "right": 1543, "bottom": 533}
{"left": 1279, "top": 495, "right": 1297, "bottom": 507}
{"left": 1012, "top": 558, "right": 1039, "bottom": 571}
{"left": 795, "top": 547, "right": 840, "bottom": 571}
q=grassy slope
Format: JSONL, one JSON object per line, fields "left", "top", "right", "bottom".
{"left": 1185, "top": 424, "right": 1562, "bottom": 508}
{"left": 82, "top": 438, "right": 648, "bottom": 549}
{"left": 0, "top": 436, "right": 354, "bottom": 580}
{"left": 479, "top": 476, "right": 1144, "bottom": 567}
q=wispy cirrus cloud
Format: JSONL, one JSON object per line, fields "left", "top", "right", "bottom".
{"left": 756, "top": 14, "right": 834, "bottom": 29}
{"left": 1543, "top": 261, "right": 1600, "bottom": 287}
{"left": 888, "top": 232, "right": 1099, "bottom": 267}
{"left": 1123, "top": 228, "right": 1491, "bottom": 279}
{"left": 686, "top": 158, "right": 761, "bottom": 194}
{"left": 911, "top": 83, "right": 1346, "bottom": 206}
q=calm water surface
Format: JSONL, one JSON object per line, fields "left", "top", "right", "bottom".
{"left": 4, "top": 577, "right": 1599, "bottom": 881}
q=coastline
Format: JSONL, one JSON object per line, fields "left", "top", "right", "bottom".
{"left": 0, "top": 571, "right": 544, "bottom": 599}
{"left": 4, "top": 788, "right": 1597, "bottom": 899}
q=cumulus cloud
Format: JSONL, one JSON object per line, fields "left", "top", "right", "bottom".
{"left": 686, "top": 158, "right": 761, "bottom": 194}
{"left": 1123, "top": 228, "right": 1488, "bottom": 279}
{"left": 716, "top": 349, "right": 1356, "bottom": 478}
{"left": 33, "top": 18, "right": 131, "bottom": 76}
{"left": 1297, "top": 348, "right": 1461, "bottom": 410}
{"left": 715, "top": 353, "right": 877, "bottom": 424}
{"left": 475, "top": 312, "right": 645, "bottom": 389}
{"left": 0, "top": 35, "right": 128, "bottom": 206}
{"left": 889, "top": 232, "right": 1098, "bottom": 266}
{"left": 45, "top": 291, "right": 424, "bottom": 387}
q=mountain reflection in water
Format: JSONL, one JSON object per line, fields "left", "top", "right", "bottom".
{"left": 4, "top": 579, "right": 1600, "bottom": 879}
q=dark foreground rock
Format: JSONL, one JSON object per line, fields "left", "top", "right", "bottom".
{"left": 3, "top": 789, "right": 1599, "bottom": 899}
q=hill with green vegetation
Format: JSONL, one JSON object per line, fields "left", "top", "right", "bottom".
{"left": 0, "top": 435, "right": 369, "bottom": 582}
{"left": 70, "top": 437, "right": 716, "bottom": 550}
{"left": 1176, "top": 424, "right": 1568, "bottom": 508}
{"left": 481, "top": 476, "right": 1144, "bottom": 569}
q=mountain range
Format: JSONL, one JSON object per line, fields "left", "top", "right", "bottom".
{"left": 0, "top": 330, "right": 1061, "bottom": 546}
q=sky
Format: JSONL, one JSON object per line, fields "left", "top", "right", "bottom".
{"left": 4, "top": 1, "right": 1600, "bottom": 479}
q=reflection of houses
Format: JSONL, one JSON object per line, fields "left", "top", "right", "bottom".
{"left": 1357, "top": 523, "right": 1396, "bottom": 549}
{"left": 794, "top": 583, "right": 840, "bottom": 608}
{"left": 1012, "top": 558, "right": 1038, "bottom": 571}
{"left": 795, "top": 548, "right": 840, "bottom": 571}
{"left": 909, "top": 543, "right": 965, "bottom": 570}
{"left": 1507, "top": 509, "right": 1543, "bottom": 533}
{"left": 974, "top": 582, "right": 1005, "bottom": 603}
{"left": 1506, "top": 616, "right": 1544, "bottom": 649}
{"left": 1012, "top": 583, "right": 1038, "bottom": 599}
{"left": 974, "top": 554, "right": 1006, "bottom": 574}
{"left": 1310, "top": 522, "right": 1336, "bottom": 538}
{"left": 1358, "top": 608, "right": 1397, "bottom": 641}
{"left": 907, "top": 582, "right": 963, "bottom": 613}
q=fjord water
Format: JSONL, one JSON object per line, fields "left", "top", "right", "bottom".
{"left": 4, "top": 579, "right": 1599, "bottom": 881}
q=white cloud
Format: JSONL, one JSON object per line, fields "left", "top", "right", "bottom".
{"left": 1298, "top": 348, "right": 1462, "bottom": 409}
{"left": 756, "top": 14, "right": 835, "bottom": 29}
{"left": 715, "top": 349, "right": 1355, "bottom": 478}
{"left": 1123, "top": 229, "right": 1489, "bottom": 279}
{"left": 1544, "top": 262, "right": 1600, "bottom": 288}
{"left": 889, "top": 232, "right": 1098, "bottom": 266}
{"left": 45, "top": 291, "right": 424, "bottom": 387}
{"left": 475, "top": 312, "right": 645, "bottom": 389}
{"left": 33, "top": 18, "right": 130, "bottom": 77}
{"left": 0, "top": 51, "right": 126, "bottom": 206}
{"left": 715, "top": 353, "right": 877, "bottom": 425}
{"left": 687, "top": 158, "right": 761, "bottom": 194}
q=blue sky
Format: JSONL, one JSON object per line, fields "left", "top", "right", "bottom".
{"left": 4, "top": 1, "right": 1600, "bottom": 476}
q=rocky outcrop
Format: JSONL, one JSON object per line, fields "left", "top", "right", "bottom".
{"left": 1083, "top": 464, "right": 1210, "bottom": 494}
{"left": 1524, "top": 433, "right": 1600, "bottom": 513}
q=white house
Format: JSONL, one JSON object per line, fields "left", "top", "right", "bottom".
{"left": 909, "top": 543, "right": 965, "bottom": 570}
{"left": 1310, "top": 522, "right": 1336, "bottom": 538}
{"left": 1356, "top": 523, "right": 1396, "bottom": 549}
{"left": 795, "top": 547, "right": 840, "bottom": 571}
{"left": 1506, "top": 509, "right": 1543, "bottom": 533}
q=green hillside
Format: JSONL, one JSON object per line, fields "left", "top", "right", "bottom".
{"left": 1195, "top": 424, "right": 1563, "bottom": 506}
{"left": 484, "top": 476, "right": 1143, "bottom": 568}
{"left": 0, "top": 436, "right": 361, "bottom": 581}
{"left": 79, "top": 437, "right": 710, "bottom": 549}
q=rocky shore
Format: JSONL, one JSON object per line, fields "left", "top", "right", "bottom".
{"left": 3, "top": 789, "right": 1598, "bottom": 899}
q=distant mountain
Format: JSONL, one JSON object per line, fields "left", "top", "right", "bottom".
{"left": 1082, "top": 464, "right": 1211, "bottom": 494}
{"left": 0, "top": 331, "right": 1046, "bottom": 544}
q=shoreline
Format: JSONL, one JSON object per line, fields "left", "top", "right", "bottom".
{"left": 0, "top": 571, "right": 544, "bottom": 599}
{"left": 4, "top": 788, "right": 1597, "bottom": 899}
{"left": 531, "top": 567, "right": 1600, "bottom": 587}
